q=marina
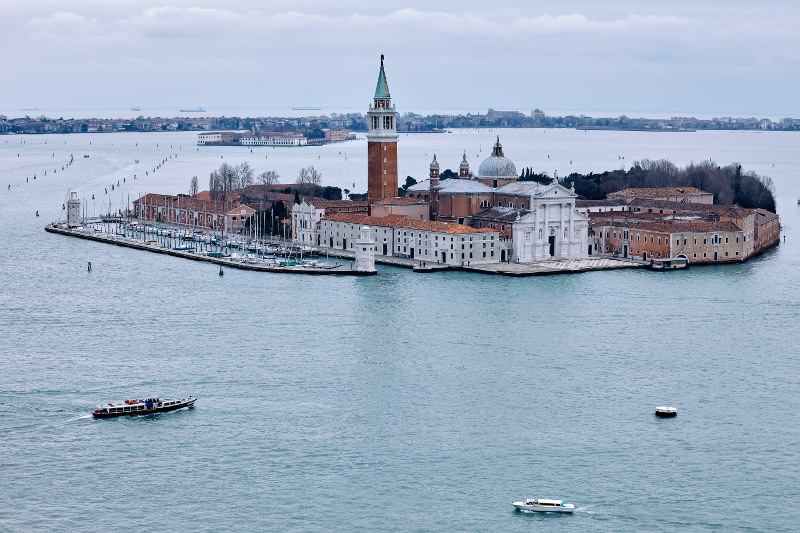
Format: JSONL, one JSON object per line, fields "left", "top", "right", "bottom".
{"left": 44, "top": 222, "right": 374, "bottom": 276}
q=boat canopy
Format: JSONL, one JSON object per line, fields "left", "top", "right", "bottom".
{"left": 536, "top": 499, "right": 563, "bottom": 505}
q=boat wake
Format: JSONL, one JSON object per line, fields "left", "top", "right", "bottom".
{"left": 67, "top": 414, "right": 93, "bottom": 422}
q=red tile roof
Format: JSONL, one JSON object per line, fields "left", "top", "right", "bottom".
{"left": 371, "top": 196, "right": 427, "bottom": 205}
{"left": 323, "top": 213, "right": 496, "bottom": 234}
{"left": 609, "top": 187, "right": 711, "bottom": 197}
{"left": 591, "top": 218, "right": 742, "bottom": 233}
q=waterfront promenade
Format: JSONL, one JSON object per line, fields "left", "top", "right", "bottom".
{"left": 307, "top": 246, "right": 643, "bottom": 276}
{"left": 46, "top": 223, "right": 641, "bottom": 277}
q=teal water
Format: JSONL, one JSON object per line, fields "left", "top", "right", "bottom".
{"left": 1, "top": 130, "right": 799, "bottom": 532}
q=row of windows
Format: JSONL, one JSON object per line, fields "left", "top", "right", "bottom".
{"left": 605, "top": 230, "right": 741, "bottom": 247}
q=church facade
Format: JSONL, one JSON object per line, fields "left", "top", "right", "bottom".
{"left": 406, "top": 138, "right": 590, "bottom": 261}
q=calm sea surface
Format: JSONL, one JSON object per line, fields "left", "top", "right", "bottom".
{"left": 1, "top": 129, "right": 799, "bottom": 532}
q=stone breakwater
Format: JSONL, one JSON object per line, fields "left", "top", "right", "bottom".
{"left": 44, "top": 224, "right": 376, "bottom": 276}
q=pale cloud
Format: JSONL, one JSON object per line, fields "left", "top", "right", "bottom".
{"left": 2, "top": 2, "right": 799, "bottom": 115}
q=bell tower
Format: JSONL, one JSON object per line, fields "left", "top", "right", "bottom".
{"left": 367, "top": 54, "right": 398, "bottom": 205}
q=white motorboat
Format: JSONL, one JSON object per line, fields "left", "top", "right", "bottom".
{"left": 656, "top": 406, "right": 677, "bottom": 417}
{"left": 512, "top": 498, "right": 574, "bottom": 513}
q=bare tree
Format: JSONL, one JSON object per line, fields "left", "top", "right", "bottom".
{"left": 236, "top": 162, "right": 254, "bottom": 189}
{"left": 219, "top": 162, "right": 236, "bottom": 194}
{"left": 209, "top": 170, "right": 221, "bottom": 201}
{"left": 259, "top": 170, "right": 279, "bottom": 200}
{"left": 296, "top": 165, "right": 322, "bottom": 194}
{"left": 189, "top": 175, "right": 199, "bottom": 197}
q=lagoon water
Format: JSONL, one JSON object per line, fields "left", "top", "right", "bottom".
{"left": 1, "top": 129, "right": 799, "bottom": 532}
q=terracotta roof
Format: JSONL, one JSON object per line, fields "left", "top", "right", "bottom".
{"left": 591, "top": 218, "right": 741, "bottom": 233}
{"left": 395, "top": 219, "right": 495, "bottom": 234}
{"left": 627, "top": 198, "right": 751, "bottom": 218}
{"left": 754, "top": 208, "right": 779, "bottom": 223}
{"left": 323, "top": 213, "right": 495, "bottom": 234}
{"left": 133, "top": 193, "right": 242, "bottom": 215}
{"left": 323, "top": 213, "right": 408, "bottom": 226}
{"left": 371, "top": 196, "right": 427, "bottom": 205}
{"left": 576, "top": 198, "right": 632, "bottom": 207}
{"left": 608, "top": 187, "right": 711, "bottom": 198}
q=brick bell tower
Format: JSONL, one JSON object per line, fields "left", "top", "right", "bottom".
{"left": 367, "top": 54, "right": 398, "bottom": 206}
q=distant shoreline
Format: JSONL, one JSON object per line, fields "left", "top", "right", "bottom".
{"left": 577, "top": 126, "right": 696, "bottom": 132}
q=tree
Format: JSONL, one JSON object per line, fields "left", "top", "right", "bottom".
{"left": 258, "top": 170, "right": 279, "bottom": 200}
{"left": 190, "top": 175, "right": 199, "bottom": 197}
{"left": 209, "top": 170, "right": 221, "bottom": 201}
{"left": 294, "top": 191, "right": 301, "bottom": 205}
{"left": 440, "top": 169, "right": 458, "bottom": 180}
{"left": 296, "top": 165, "right": 322, "bottom": 194}
{"left": 235, "top": 162, "right": 254, "bottom": 189}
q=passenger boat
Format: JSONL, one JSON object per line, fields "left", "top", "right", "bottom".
{"left": 650, "top": 257, "right": 688, "bottom": 270}
{"left": 512, "top": 498, "right": 574, "bottom": 513}
{"left": 93, "top": 397, "right": 196, "bottom": 418}
{"left": 655, "top": 406, "right": 677, "bottom": 417}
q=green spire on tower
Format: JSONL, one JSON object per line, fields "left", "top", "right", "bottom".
{"left": 374, "top": 54, "right": 391, "bottom": 99}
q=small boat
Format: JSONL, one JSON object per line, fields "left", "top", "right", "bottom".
{"left": 512, "top": 498, "right": 575, "bottom": 513}
{"left": 656, "top": 406, "right": 677, "bottom": 417}
{"left": 93, "top": 397, "right": 196, "bottom": 418}
{"left": 179, "top": 107, "right": 205, "bottom": 113}
{"left": 131, "top": 106, "right": 141, "bottom": 111}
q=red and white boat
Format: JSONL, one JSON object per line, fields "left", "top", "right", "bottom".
{"left": 92, "top": 397, "right": 196, "bottom": 418}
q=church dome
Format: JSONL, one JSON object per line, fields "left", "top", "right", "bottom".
{"left": 430, "top": 154, "right": 439, "bottom": 169}
{"left": 459, "top": 152, "right": 470, "bottom": 169}
{"left": 478, "top": 136, "right": 517, "bottom": 178}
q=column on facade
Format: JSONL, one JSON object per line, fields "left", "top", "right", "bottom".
{"left": 568, "top": 202, "right": 574, "bottom": 258}
{"left": 532, "top": 199, "right": 539, "bottom": 262}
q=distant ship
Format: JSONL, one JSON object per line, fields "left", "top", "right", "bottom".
{"left": 21, "top": 107, "right": 39, "bottom": 111}
{"left": 131, "top": 106, "right": 141, "bottom": 111}
{"left": 292, "top": 106, "right": 322, "bottom": 111}
{"left": 180, "top": 107, "right": 206, "bottom": 113}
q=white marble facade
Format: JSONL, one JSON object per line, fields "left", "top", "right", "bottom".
{"left": 512, "top": 183, "right": 589, "bottom": 261}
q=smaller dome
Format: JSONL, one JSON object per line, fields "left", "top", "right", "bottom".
{"left": 459, "top": 152, "right": 470, "bottom": 169}
{"left": 430, "top": 154, "right": 439, "bottom": 169}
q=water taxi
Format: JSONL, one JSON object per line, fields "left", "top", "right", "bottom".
{"left": 93, "top": 397, "right": 196, "bottom": 418}
{"left": 512, "top": 498, "right": 575, "bottom": 513}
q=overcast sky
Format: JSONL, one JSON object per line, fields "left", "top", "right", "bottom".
{"left": 2, "top": 1, "right": 798, "bottom": 117}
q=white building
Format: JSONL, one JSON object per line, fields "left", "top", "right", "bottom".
{"left": 67, "top": 191, "right": 81, "bottom": 227}
{"left": 241, "top": 133, "right": 308, "bottom": 146}
{"left": 355, "top": 226, "right": 376, "bottom": 272}
{"left": 291, "top": 201, "right": 324, "bottom": 249}
{"left": 511, "top": 182, "right": 590, "bottom": 261}
{"left": 320, "top": 213, "right": 501, "bottom": 265}
{"left": 197, "top": 132, "right": 222, "bottom": 145}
